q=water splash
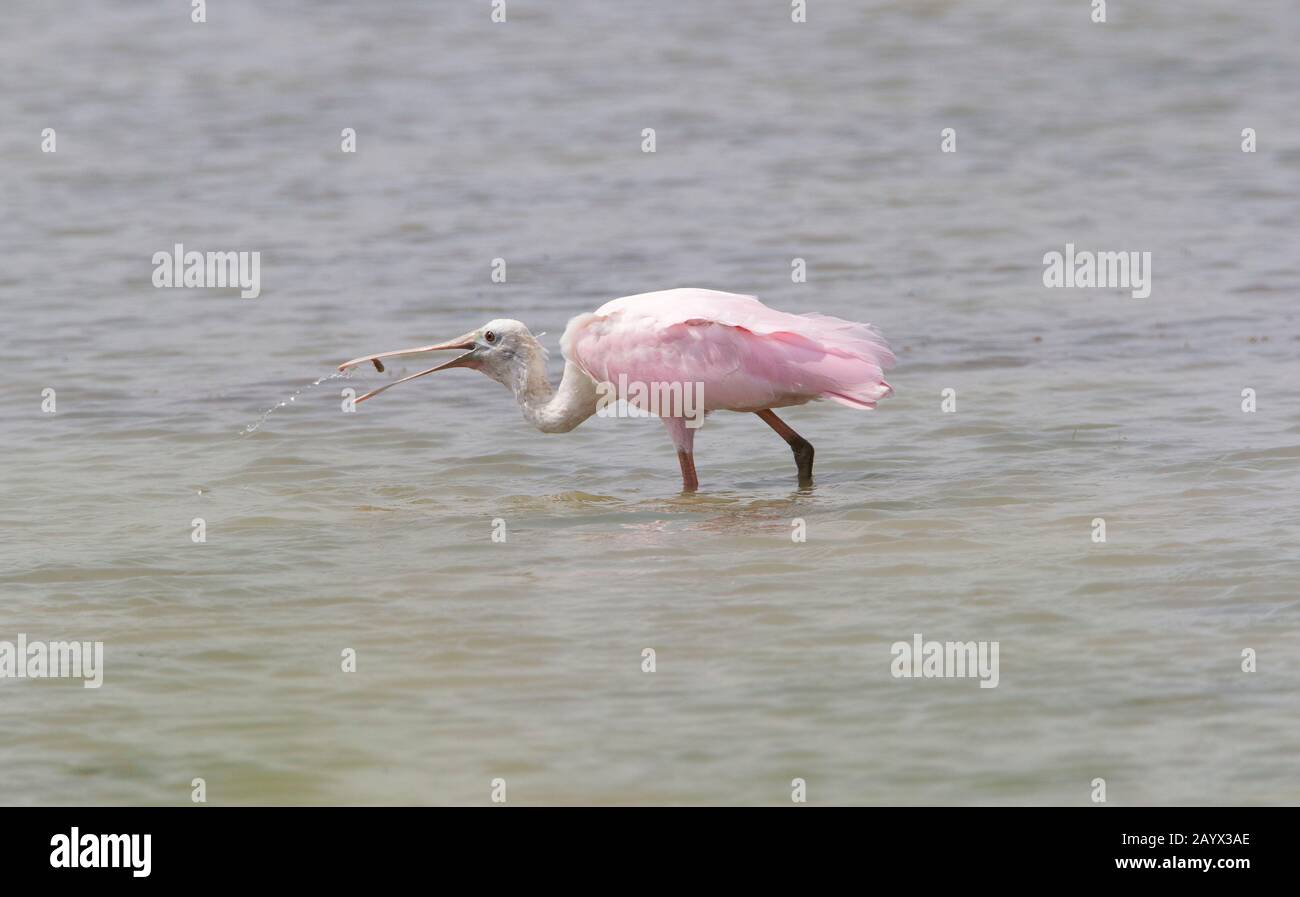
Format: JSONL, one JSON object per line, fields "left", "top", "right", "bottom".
{"left": 241, "top": 370, "right": 353, "bottom": 435}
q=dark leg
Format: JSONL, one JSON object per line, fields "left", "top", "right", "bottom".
{"left": 663, "top": 418, "right": 700, "bottom": 493}
{"left": 755, "top": 409, "right": 814, "bottom": 486}
{"left": 677, "top": 449, "right": 699, "bottom": 493}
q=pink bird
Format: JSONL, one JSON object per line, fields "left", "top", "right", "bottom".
{"left": 338, "top": 288, "right": 894, "bottom": 491}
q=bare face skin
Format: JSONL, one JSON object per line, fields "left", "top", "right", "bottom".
{"left": 337, "top": 319, "right": 539, "bottom": 403}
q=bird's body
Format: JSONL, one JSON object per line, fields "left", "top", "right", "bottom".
{"left": 566, "top": 288, "right": 894, "bottom": 413}
{"left": 339, "top": 288, "right": 894, "bottom": 491}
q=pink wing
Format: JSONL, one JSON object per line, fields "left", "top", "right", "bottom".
{"left": 561, "top": 288, "right": 894, "bottom": 412}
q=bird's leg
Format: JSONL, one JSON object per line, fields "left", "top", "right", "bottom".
{"left": 755, "top": 409, "right": 814, "bottom": 486}
{"left": 662, "top": 418, "right": 699, "bottom": 493}
{"left": 677, "top": 449, "right": 699, "bottom": 493}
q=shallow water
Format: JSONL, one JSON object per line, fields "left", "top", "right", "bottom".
{"left": 1, "top": 1, "right": 1299, "bottom": 805}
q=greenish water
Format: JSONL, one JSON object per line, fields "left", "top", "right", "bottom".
{"left": 1, "top": 0, "right": 1298, "bottom": 805}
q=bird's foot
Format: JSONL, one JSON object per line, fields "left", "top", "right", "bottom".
{"left": 792, "top": 439, "right": 814, "bottom": 485}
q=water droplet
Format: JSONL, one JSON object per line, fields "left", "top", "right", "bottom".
{"left": 241, "top": 370, "right": 352, "bottom": 435}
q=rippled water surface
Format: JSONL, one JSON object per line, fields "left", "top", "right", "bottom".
{"left": 2, "top": 1, "right": 1298, "bottom": 805}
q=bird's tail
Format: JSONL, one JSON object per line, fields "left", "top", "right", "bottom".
{"left": 785, "top": 313, "right": 895, "bottom": 408}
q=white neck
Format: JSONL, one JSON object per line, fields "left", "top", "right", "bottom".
{"left": 510, "top": 348, "right": 598, "bottom": 434}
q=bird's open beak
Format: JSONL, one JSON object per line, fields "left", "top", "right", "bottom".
{"left": 337, "top": 331, "right": 480, "bottom": 404}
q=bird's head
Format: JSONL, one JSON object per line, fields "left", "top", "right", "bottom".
{"left": 338, "top": 319, "right": 544, "bottom": 403}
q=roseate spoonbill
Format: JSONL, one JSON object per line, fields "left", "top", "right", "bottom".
{"left": 338, "top": 288, "right": 894, "bottom": 491}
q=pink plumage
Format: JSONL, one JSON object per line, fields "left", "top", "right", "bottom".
{"left": 338, "top": 286, "right": 896, "bottom": 491}
{"left": 562, "top": 288, "right": 894, "bottom": 412}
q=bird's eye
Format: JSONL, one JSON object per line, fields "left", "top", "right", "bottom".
{"left": 484, "top": 330, "right": 496, "bottom": 343}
